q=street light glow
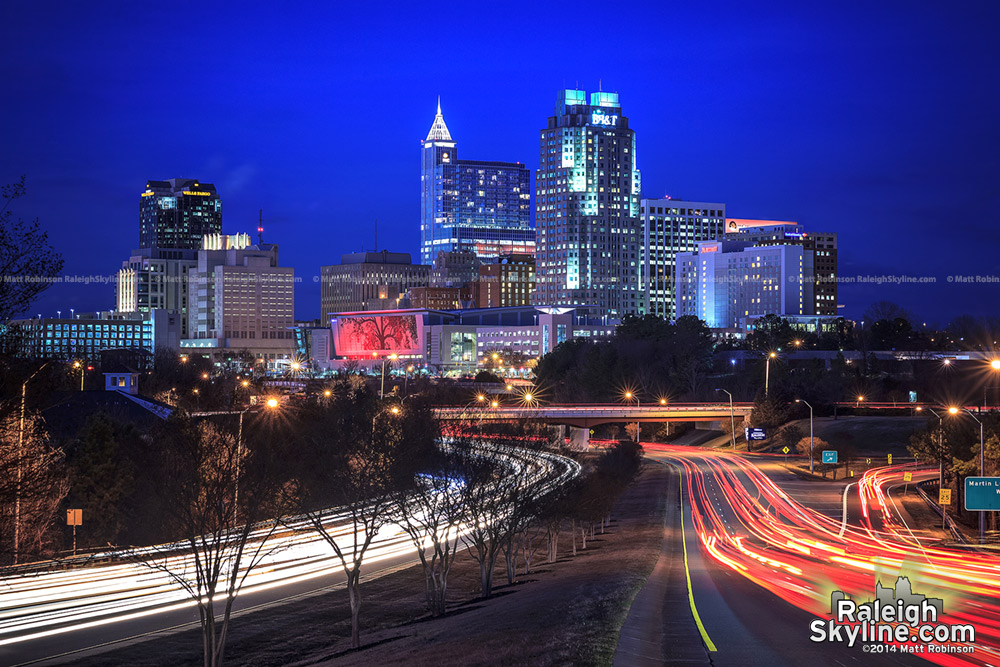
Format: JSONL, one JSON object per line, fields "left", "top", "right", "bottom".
{"left": 949, "top": 406, "right": 959, "bottom": 414}
{"left": 266, "top": 398, "right": 279, "bottom": 409}
{"left": 992, "top": 359, "right": 1000, "bottom": 370}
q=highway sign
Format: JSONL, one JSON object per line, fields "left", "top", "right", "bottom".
{"left": 781, "top": 446, "right": 790, "bottom": 454}
{"left": 66, "top": 509, "right": 82, "bottom": 526}
{"left": 964, "top": 477, "right": 1000, "bottom": 511}
{"left": 939, "top": 489, "right": 952, "bottom": 505}
{"left": 888, "top": 454, "right": 893, "bottom": 464}
{"left": 903, "top": 472, "right": 913, "bottom": 482}
{"left": 744, "top": 427, "right": 766, "bottom": 441}
{"left": 822, "top": 450, "right": 837, "bottom": 464}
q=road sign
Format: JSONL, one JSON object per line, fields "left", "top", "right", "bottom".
{"left": 744, "top": 427, "right": 766, "bottom": 441}
{"left": 865, "top": 458, "right": 872, "bottom": 465}
{"left": 781, "top": 446, "right": 790, "bottom": 454}
{"left": 939, "top": 489, "right": 952, "bottom": 505}
{"left": 888, "top": 454, "right": 893, "bottom": 465}
{"left": 903, "top": 472, "right": 913, "bottom": 482}
{"left": 66, "top": 509, "right": 82, "bottom": 526}
{"left": 822, "top": 450, "right": 838, "bottom": 464}
{"left": 964, "top": 477, "right": 1000, "bottom": 511}
{"left": 589, "top": 429, "right": 594, "bottom": 435}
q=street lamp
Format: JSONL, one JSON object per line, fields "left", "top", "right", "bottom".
{"left": 15, "top": 361, "right": 52, "bottom": 564}
{"left": 918, "top": 407, "right": 948, "bottom": 529}
{"left": 986, "top": 359, "right": 1000, "bottom": 410}
{"left": 949, "top": 406, "right": 986, "bottom": 543}
{"left": 624, "top": 391, "right": 640, "bottom": 443}
{"left": 380, "top": 353, "right": 398, "bottom": 399}
{"left": 716, "top": 389, "right": 736, "bottom": 450}
{"left": 765, "top": 352, "right": 777, "bottom": 397}
{"left": 795, "top": 399, "right": 814, "bottom": 474}
{"left": 856, "top": 394, "right": 865, "bottom": 408}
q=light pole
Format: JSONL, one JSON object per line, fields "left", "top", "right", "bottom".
{"left": 919, "top": 407, "right": 948, "bottom": 529}
{"left": 380, "top": 353, "right": 398, "bottom": 399}
{"left": 716, "top": 389, "right": 736, "bottom": 450}
{"left": 624, "top": 391, "right": 640, "bottom": 443}
{"left": 949, "top": 406, "right": 986, "bottom": 543}
{"left": 795, "top": 399, "right": 814, "bottom": 474}
{"left": 765, "top": 352, "right": 777, "bottom": 397}
{"left": 986, "top": 359, "right": 1000, "bottom": 411}
{"left": 15, "top": 361, "right": 52, "bottom": 564}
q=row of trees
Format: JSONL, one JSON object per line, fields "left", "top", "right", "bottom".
{"left": 0, "top": 373, "right": 644, "bottom": 667}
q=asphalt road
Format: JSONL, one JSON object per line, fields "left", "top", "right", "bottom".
{"left": 618, "top": 447, "right": 928, "bottom": 666}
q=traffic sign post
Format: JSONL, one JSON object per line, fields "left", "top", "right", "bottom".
{"left": 822, "top": 450, "right": 838, "bottom": 464}
{"left": 964, "top": 477, "right": 1000, "bottom": 511}
{"left": 939, "top": 488, "right": 952, "bottom": 530}
{"left": 903, "top": 471, "right": 912, "bottom": 494}
{"left": 781, "top": 445, "right": 789, "bottom": 466}
{"left": 66, "top": 509, "right": 82, "bottom": 556}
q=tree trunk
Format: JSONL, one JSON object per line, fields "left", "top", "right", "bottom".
{"left": 348, "top": 570, "right": 361, "bottom": 649}
{"left": 570, "top": 519, "right": 577, "bottom": 556}
{"left": 581, "top": 525, "right": 587, "bottom": 550}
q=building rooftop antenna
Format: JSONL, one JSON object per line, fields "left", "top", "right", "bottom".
{"left": 258, "top": 209, "right": 263, "bottom": 245}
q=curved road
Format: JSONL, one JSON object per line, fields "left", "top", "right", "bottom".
{"left": 618, "top": 445, "right": 997, "bottom": 666}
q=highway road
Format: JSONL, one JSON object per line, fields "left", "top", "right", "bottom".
{"left": 0, "top": 444, "right": 579, "bottom": 666}
{"left": 620, "top": 445, "right": 997, "bottom": 666}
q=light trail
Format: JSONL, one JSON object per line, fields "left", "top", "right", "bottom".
{"left": 0, "top": 442, "right": 579, "bottom": 654}
{"left": 650, "top": 444, "right": 1000, "bottom": 666}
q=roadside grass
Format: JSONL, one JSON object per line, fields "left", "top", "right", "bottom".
{"left": 64, "top": 466, "right": 668, "bottom": 667}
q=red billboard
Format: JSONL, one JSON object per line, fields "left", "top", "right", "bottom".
{"left": 333, "top": 314, "right": 422, "bottom": 357}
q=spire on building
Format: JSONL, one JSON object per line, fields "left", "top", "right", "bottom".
{"left": 425, "top": 97, "right": 453, "bottom": 142}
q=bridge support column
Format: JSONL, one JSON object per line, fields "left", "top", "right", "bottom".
{"left": 568, "top": 426, "right": 590, "bottom": 451}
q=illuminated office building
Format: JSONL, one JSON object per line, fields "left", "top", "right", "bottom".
{"left": 139, "top": 179, "right": 222, "bottom": 249}
{"left": 420, "top": 100, "right": 534, "bottom": 264}
{"left": 320, "top": 251, "right": 431, "bottom": 317}
{"left": 640, "top": 198, "right": 726, "bottom": 319}
{"left": 534, "top": 89, "right": 642, "bottom": 316}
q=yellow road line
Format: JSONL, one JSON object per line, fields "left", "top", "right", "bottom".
{"left": 679, "top": 478, "right": 718, "bottom": 652}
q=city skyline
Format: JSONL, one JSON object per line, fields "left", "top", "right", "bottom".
{"left": 2, "top": 2, "right": 997, "bottom": 324}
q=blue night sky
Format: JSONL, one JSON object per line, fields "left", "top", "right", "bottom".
{"left": 2, "top": 1, "right": 998, "bottom": 324}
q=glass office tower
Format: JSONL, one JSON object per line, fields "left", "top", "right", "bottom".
{"left": 420, "top": 100, "right": 533, "bottom": 265}
{"left": 139, "top": 178, "right": 222, "bottom": 249}
{"left": 534, "top": 90, "right": 642, "bottom": 316}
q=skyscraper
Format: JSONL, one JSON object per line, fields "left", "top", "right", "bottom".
{"left": 420, "top": 100, "right": 533, "bottom": 265}
{"left": 641, "top": 198, "right": 726, "bottom": 319}
{"left": 534, "top": 89, "right": 642, "bottom": 316}
{"left": 139, "top": 179, "right": 222, "bottom": 249}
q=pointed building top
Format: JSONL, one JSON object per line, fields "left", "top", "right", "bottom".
{"left": 426, "top": 97, "right": 453, "bottom": 143}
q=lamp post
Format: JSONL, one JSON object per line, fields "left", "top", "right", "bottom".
{"left": 624, "top": 391, "right": 640, "bottom": 443}
{"left": 949, "top": 406, "right": 986, "bottom": 543}
{"left": 15, "top": 361, "right": 52, "bottom": 564}
{"left": 716, "top": 389, "right": 736, "bottom": 450}
{"left": 795, "top": 399, "right": 814, "bottom": 474}
{"left": 919, "top": 407, "right": 947, "bottom": 529}
{"left": 380, "top": 353, "right": 398, "bottom": 399}
{"left": 765, "top": 352, "right": 777, "bottom": 397}
{"left": 986, "top": 359, "right": 1000, "bottom": 411}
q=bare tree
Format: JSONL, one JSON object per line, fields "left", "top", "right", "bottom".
{"left": 0, "top": 410, "right": 67, "bottom": 564}
{"left": 125, "top": 415, "right": 287, "bottom": 667}
{"left": 293, "top": 380, "right": 436, "bottom": 648}
{"left": 392, "top": 451, "right": 466, "bottom": 616}
{"left": 0, "top": 177, "right": 64, "bottom": 323}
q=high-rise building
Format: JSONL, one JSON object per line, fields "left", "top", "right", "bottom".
{"left": 475, "top": 254, "right": 536, "bottom": 308}
{"left": 725, "top": 221, "right": 838, "bottom": 316}
{"left": 116, "top": 247, "right": 198, "bottom": 337}
{"left": 534, "top": 89, "right": 642, "bottom": 316}
{"left": 139, "top": 179, "right": 222, "bottom": 249}
{"left": 320, "top": 251, "right": 431, "bottom": 318}
{"left": 183, "top": 235, "right": 295, "bottom": 364}
{"left": 420, "top": 100, "right": 534, "bottom": 265}
{"left": 675, "top": 239, "right": 806, "bottom": 329}
{"left": 640, "top": 198, "right": 726, "bottom": 319}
